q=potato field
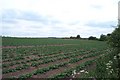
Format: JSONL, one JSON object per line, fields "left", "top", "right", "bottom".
{"left": 1, "top": 37, "right": 117, "bottom": 79}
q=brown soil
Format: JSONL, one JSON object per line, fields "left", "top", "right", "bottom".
{"left": 2, "top": 50, "right": 101, "bottom": 78}
{"left": 2, "top": 49, "right": 81, "bottom": 69}
{"left": 2, "top": 55, "right": 38, "bottom": 64}
{"left": 2, "top": 58, "right": 70, "bottom": 78}
{"left": 2, "top": 52, "right": 65, "bottom": 70}
{"left": 32, "top": 67, "right": 67, "bottom": 78}
{"left": 1, "top": 44, "right": 75, "bottom": 49}
{"left": 2, "top": 48, "right": 70, "bottom": 64}
{"left": 78, "top": 62, "right": 96, "bottom": 78}
{"left": 2, "top": 51, "right": 88, "bottom": 78}
{"left": 68, "top": 62, "right": 96, "bottom": 78}
{"left": 31, "top": 56, "right": 99, "bottom": 78}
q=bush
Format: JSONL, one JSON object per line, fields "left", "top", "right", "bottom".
{"left": 88, "top": 36, "right": 98, "bottom": 40}
{"left": 108, "top": 25, "right": 120, "bottom": 78}
{"left": 99, "top": 34, "right": 107, "bottom": 41}
{"left": 108, "top": 25, "right": 120, "bottom": 50}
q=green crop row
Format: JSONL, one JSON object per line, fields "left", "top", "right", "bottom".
{"left": 3, "top": 48, "right": 99, "bottom": 73}
{"left": 2, "top": 47, "right": 82, "bottom": 61}
{"left": 3, "top": 48, "right": 104, "bottom": 74}
{"left": 2, "top": 48, "right": 102, "bottom": 75}
{"left": 3, "top": 64, "right": 29, "bottom": 74}
{"left": 13, "top": 62, "right": 68, "bottom": 78}
{"left": 50, "top": 60, "right": 95, "bottom": 79}
{"left": 3, "top": 48, "right": 105, "bottom": 74}
{"left": 2, "top": 48, "right": 87, "bottom": 68}
{"left": 69, "top": 50, "right": 105, "bottom": 64}
{"left": 2, "top": 43, "right": 100, "bottom": 62}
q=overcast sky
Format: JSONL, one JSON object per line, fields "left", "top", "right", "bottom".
{"left": 1, "top": 0, "right": 119, "bottom": 38}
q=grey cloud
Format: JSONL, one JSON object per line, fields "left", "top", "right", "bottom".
{"left": 85, "top": 21, "right": 117, "bottom": 28}
{"left": 2, "top": 9, "right": 17, "bottom": 19}
{"left": 90, "top": 5, "right": 103, "bottom": 9}
{"left": 2, "top": 19, "right": 17, "bottom": 24}
{"left": 68, "top": 21, "right": 80, "bottom": 25}
{"left": 19, "top": 12, "right": 45, "bottom": 22}
{"left": 2, "top": 9, "right": 61, "bottom": 25}
{"left": 2, "top": 9, "right": 18, "bottom": 24}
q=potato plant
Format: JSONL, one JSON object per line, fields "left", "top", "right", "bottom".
{"left": 2, "top": 37, "right": 109, "bottom": 79}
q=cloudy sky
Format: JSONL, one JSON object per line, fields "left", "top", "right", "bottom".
{"left": 1, "top": 0, "right": 119, "bottom": 38}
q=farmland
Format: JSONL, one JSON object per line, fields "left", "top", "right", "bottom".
{"left": 1, "top": 37, "right": 117, "bottom": 79}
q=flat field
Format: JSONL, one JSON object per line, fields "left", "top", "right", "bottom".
{"left": 2, "top": 37, "right": 111, "bottom": 79}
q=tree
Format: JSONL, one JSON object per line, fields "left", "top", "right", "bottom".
{"left": 88, "top": 36, "right": 97, "bottom": 40}
{"left": 76, "top": 35, "right": 80, "bottom": 39}
{"left": 107, "top": 33, "right": 111, "bottom": 37}
{"left": 70, "top": 36, "right": 76, "bottom": 39}
{"left": 99, "top": 34, "right": 107, "bottom": 41}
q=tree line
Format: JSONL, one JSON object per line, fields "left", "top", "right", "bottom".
{"left": 68, "top": 34, "right": 111, "bottom": 41}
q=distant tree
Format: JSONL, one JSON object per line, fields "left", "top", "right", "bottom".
{"left": 106, "top": 33, "right": 111, "bottom": 41}
{"left": 70, "top": 36, "right": 72, "bottom": 38}
{"left": 107, "top": 33, "right": 111, "bottom": 37}
{"left": 70, "top": 36, "right": 76, "bottom": 39}
{"left": 76, "top": 35, "right": 81, "bottom": 39}
{"left": 88, "top": 36, "right": 97, "bottom": 40}
{"left": 99, "top": 34, "right": 107, "bottom": 41}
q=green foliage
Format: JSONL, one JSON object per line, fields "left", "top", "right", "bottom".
{"left": 69, "top": 58, "right": 80, "bottom": 63}
{"left": 3, "top": 64, "right": 29, "bottom": 74}
{"left": 108, "top": 25, "right": 120, "bottom": 78}
{"left": 108, "top": 25, "right": 120, "bottom": 49}
{"left": 93, "top": 24, "right": 120, "bottom": 78}
{"left": 88, "top": 36, "right": 98, "bottom": 40}
{"left": 52, "top": 60, "right": 94, "bottom": 79}
{"left": 95, "top": 50, "right": 119, "bottom": 78}
{"left": 99, "top": 34, "right": 107, "bottom": 41}
{"left": 31, "top": 62, "right": 39, "bottom": 67}
{"left": 76, "top": 35, "right": 81, "bottom": 39}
